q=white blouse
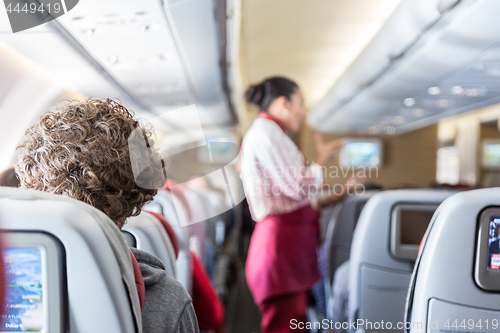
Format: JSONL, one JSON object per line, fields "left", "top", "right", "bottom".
{"left": 240, "top": 117, "right": 323, "bottom": 221}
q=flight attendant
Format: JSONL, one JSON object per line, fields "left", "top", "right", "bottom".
{"left": 240, "top": 77, "right": 351, "bottom": 332}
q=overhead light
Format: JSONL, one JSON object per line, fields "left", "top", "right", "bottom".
{"left": 428, "top": 86, "right": 441, "bottom": 95}
{"left": 367, "top": 125, "right": 381, "bottom": 134}
{"left": 85, "top": 28, "right": 99, "bottom": 35}
{"left": 109, "top": 56, "right": 120, "bottom": 63}
{"left": 404, "top": 98, "right": 416, "bottom": 107}
{"left": 437, "top": 99, "right": 449, "bottom": 107}
{"left": 465, "top": 89, "right": 478, "bottom": 97}
{"left": 450, "top": 86, "right": 464, "bottom": 95}
{"left": 411, "top": 109, "right": 424, "bottom": 117}
{"left": 386, "top": 126, "right": 396, "bottom": 135}
{"left": 393, "top": 115, "right": 405, "bottom": 124}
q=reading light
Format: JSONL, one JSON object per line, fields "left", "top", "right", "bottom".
{"left": 465, "top": 89, "right": 478, "bottom": 97}
{"left": 404, "top": 98, "right": 416, "bottom": 107}
{"left": 411, "top": 109, "right": 424, "bottom": 117}
{"left": 393, "top": 115, "right": 405, "bottom": 124}
{"left": 428, "top": 87, "right": 441, "bottom": 95}
{"left": 451, "top": 86, "right": 464, "bottom": 95}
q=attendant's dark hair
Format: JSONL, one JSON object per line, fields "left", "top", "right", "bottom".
{"left": 244, "top": 77, "right": 299, "bottom": 111}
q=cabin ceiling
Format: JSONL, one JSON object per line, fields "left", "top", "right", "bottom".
{"left": 240, "top": 0, "right": 402, "bottom": 106}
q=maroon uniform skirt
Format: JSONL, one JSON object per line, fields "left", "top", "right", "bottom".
{"left": 245, "top": 204, "right": 321, "bottom": 305}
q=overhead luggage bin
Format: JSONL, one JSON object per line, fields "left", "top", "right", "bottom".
{"left": 406, "top": 188, "right": 500, "bottom": 333}
{"left": 123, "top": 211, "right": 177, "bottom": 278}
{"left": 348, "top": 189, "right": 454, "bottom": 333}
{"left": 0, "top": 187, "right": 141, "bottom": 333}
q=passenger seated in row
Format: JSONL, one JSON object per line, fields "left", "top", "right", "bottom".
{"left": 15, "top": 98, "right": 199, "bottom": 333}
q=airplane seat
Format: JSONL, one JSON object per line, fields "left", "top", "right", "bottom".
{"left": 182, "top": 188, "right": 209, "bottom": 265}
{"left": 144, "top": 211, "right": 180, "bottom": 258}
{"left": 122, "top": 211, "right": 177, "bottom": 278}
{"left": 325, "top": 191, "right": 380, "bottom": 287}
{"left": 406, "top": 188, "right": 500, "bottom": 333}
{"left": 145, "top": 190, "right": 192, "bottom": 294}
{"left": 187, "top": 187, "right": 228, "bottom": 282}
{"left": 0, "top": 187, "right": 142, "bottom": 333}
{"left": 320, "top": 203, "right": 337, "bottom": 243}
{"left": 348, "top": 189, "right": 454, "bottom": 333}
{"left": 128, "top": 249, "right": 146, "bottom": 310}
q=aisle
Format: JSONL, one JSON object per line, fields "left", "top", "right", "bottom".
{"left": 225, "top": 268, "right": 261, "bottom": 333}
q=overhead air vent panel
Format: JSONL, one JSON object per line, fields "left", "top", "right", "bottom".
{"left": 308, "top": 0, "right": 500, "bottom": 135}
{"left": 56, "top": 0, "right": 233, "bottom": 130}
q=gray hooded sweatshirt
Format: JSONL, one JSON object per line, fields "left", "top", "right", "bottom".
{"left": 130, "top": 248, "right": 200, "bottom": 333}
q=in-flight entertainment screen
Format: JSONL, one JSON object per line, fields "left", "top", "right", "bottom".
{"left": 488, "top": 217, "right": 500, "bottom": 270}
{"left": 1, "top": 247, "right": 44, "bottom": 332}
{"left": 483, "top": 142, "right": 500, "bottom": 168}
{"left": 340, "top": 140, "right": 382, "bottom": 167}
{"left": 400, "top": 210, "right": 435, "bottom": 245}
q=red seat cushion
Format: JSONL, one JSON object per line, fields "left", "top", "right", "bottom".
{"left": 161, "top": 180, "right": 192, "bottom": 222}
{"left": 129, "top": 249, "right": 145, "bottom": 310}
{"left": 191, "top": 250, "right": 225, "bottom": 331}
{"left": 143, "top": 211, "right": 180, "bottom": 259}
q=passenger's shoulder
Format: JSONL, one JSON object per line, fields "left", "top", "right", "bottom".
{"left": 161, "top": 274, "right": 192, "bottom": 305}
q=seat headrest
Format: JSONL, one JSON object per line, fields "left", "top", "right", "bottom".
{"left": 143, "top": 210, "right": 180, "bottom": 259}
{"left": 0, "top": 187, "right": 143, "bottom": 332}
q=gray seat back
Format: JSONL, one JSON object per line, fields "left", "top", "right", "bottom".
{"left": 123, "top": 211, "right": 177, "bottom": 278}
{"left": 406, "top": 188, "right": 500, "bottom": 333}
{"left": 145, "top": 190, "right": 192, "bottom": 293}
{"left": 0, "top": 187, "right": 141, "bottom": 333}
{"left": 325, "top": 191, "right": 379, "bottom": 285}
{"left": 349, "top": 190, "right": 453, "bottom": 332}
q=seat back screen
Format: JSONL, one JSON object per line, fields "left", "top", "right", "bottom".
{"left": 400, "top": 210, "right": 435, "bottom": 245}
{"left": 488, "top": 217, "right": 500, "bottom": 269}
{"left": 1, "top": 247, "right": 44, "bottom": 331}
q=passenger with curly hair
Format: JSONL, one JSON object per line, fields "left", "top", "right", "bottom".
{"left": 16, "top": 98, "right": 199, "bottom": 333}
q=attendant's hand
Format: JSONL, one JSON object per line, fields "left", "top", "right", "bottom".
{"left": 315, "top": 175, "right": 365, "bottom": 210}
{"left": 314, "top": 133, "right": 346, "bottom": 166}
